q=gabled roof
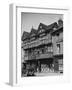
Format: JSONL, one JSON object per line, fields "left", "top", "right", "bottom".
{"left": 21, "top": 20, "right": 62, "bottom": 41}
{"left": 37, "top": 22, "right": 58, "bottom": 34}
{"left": 38, "top": 23, "right": 48, "bottom": 30}
{"left": 21, "top": 31, "right": 30, "bottom": 41}
{"left": 30, "top": 28, "right": 37, "bottom": 37}
{"left": 37, "top": 23, "right": 48, "bottom": 34}
{"left": 47, "top": 22, "right": 58, "bottom": 30}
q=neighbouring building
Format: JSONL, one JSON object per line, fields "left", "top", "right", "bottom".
{"left": 51, "top": 19, "right": 63, "bottom": 73}
{"left": 21, "top": 19, "right": 63, "bottom": 76}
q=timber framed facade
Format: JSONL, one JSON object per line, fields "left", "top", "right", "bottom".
{"left": 21, "top": 19, "right": 63, "bottom": 77}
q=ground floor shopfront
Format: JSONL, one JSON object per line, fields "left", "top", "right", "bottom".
{"left": 22, "top": 56, "right": 63, "bottom": 77}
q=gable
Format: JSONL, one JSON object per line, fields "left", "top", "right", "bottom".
{"left": 38, "top": 23, "right": 47, "bottom": 34}
{"left": 30, "top": 28, "right": 37, "bottom": 37}
{"left": 21, "top": 31, "right": 30, "bottom": 41}
{"left": 38, "top": 28, "right": 45, "bottom": 34}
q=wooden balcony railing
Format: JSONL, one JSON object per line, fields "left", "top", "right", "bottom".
{"left": 22, "top": 38, "right": 52, "bottom": 49}
{"left": 36, "top": 52, "right": 53, "bottom": 59}
{"left": 24, "top": 52, "right": 53, "bottom": 61}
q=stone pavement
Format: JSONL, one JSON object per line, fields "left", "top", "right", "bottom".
{"left": 34, "top": 72, "right": 62, "bottom": 76}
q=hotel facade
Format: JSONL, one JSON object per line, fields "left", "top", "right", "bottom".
{"left": 21, "top": 19, "right": 63, "bottom": 76}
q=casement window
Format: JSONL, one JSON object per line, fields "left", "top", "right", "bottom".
{"left": 40, "top": 25, "right": 42, "bottom": 29}
{"left": 24, "top": 50, "right": 29, "bottom": 56}
{"left": 47, "top": 46, "right": 53, "bottom": 52}
{"left": 31, "top": 33, "right": 35, "bottom": 37}
{"left": 57, "top": 44, "right": 60, "bottom": 54}
{"left": 41, "top": 48, "right": 44, "bottom": 54}
{"left": 30, "top": 37, "right": 35, "bottom": 41}
{"left": 39, "top": 33, "right": 45, "bottom": 37}
{"left": 58, "top": 59, "right": 63, "bottom": 65}
{"left": 53, "top": 27, "right": 57, "bottom": 31}
{"left": 44, "top": 46, "right": 48, "bottom": 53}
{"left": 37, "top": 51, "right": 40, "bottom": 55}
{"left": 23, "top": 39, "right": 29, "bottom": 44}
{"left": 59, "top": 32, "right": 63, "bottom": 41}
{"left": 57, "top": 33, "right": 59, "bottom": 36}
{"left": 38, "top": 27, "right": 45, "bottom": 34}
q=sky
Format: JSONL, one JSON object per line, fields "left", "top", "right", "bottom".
{"left": 21, "top": 12, "right": 63, "bottom": 34}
